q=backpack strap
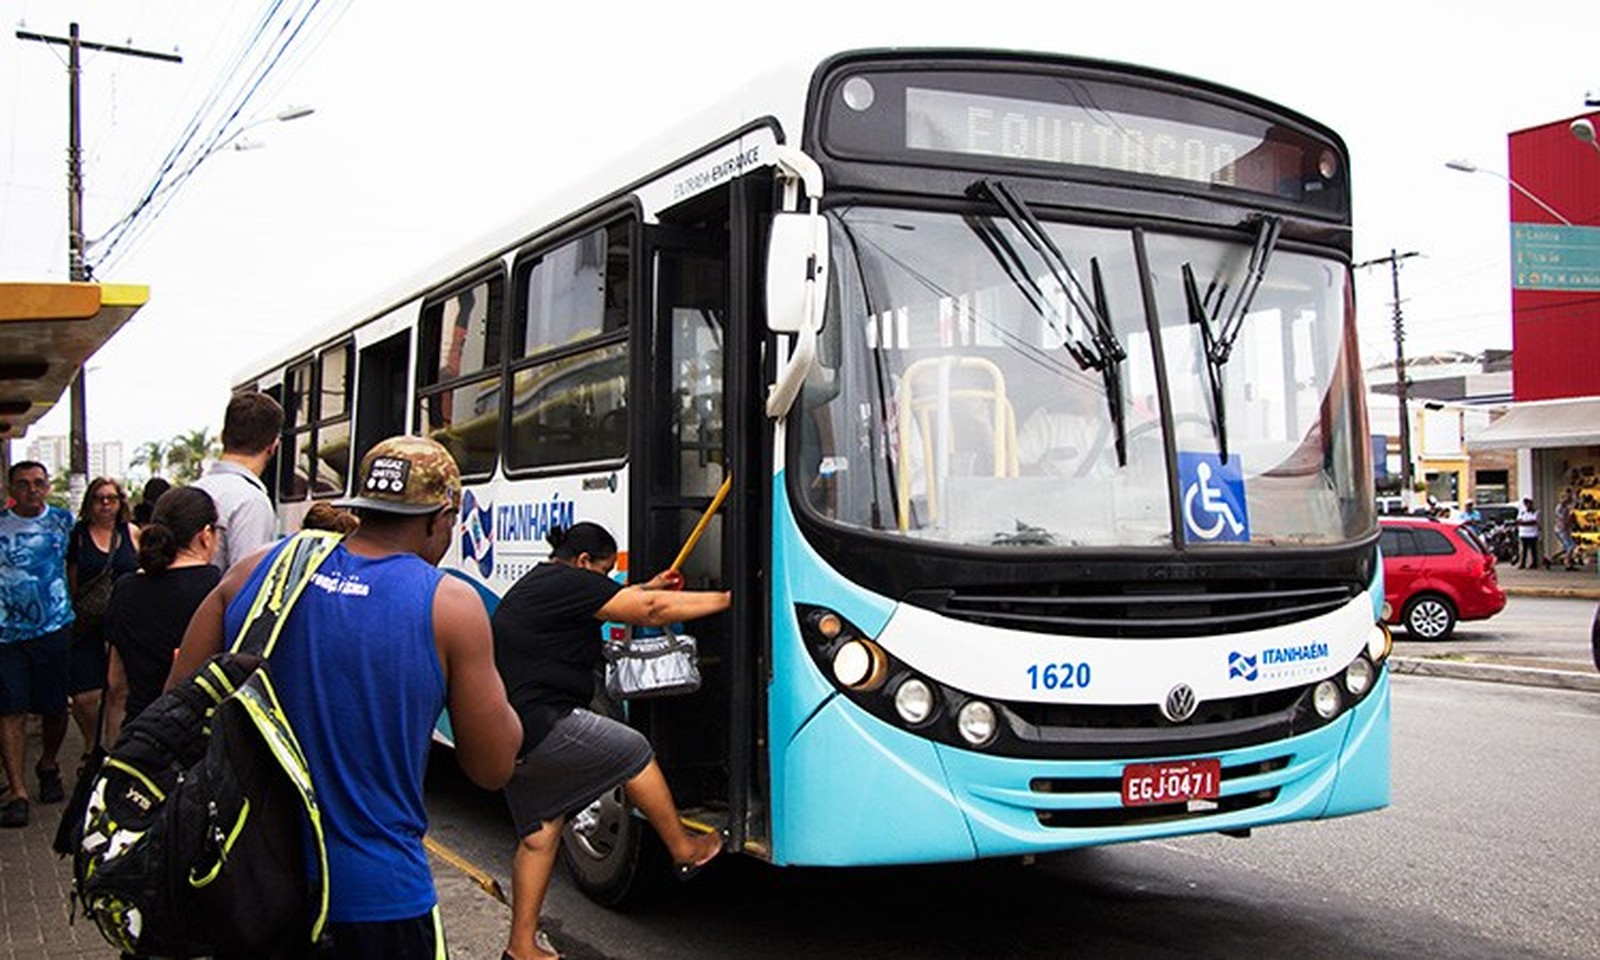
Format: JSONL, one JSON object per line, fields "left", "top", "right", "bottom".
{"left": 228, "top": 530, "right": 345, "bottom": 658}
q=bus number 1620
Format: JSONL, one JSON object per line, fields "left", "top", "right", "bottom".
{"left": 1025, "top": 661, "right": 1091, "bottom": 690}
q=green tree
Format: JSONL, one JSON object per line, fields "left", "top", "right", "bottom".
{"left": 132, "top": 440, "right": 169, "bottom": 479}
{"left": 164, "top": 428, "right": 219, "bottom": 483}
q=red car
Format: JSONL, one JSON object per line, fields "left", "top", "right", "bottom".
{"left": 1379, "top": 516, "right": 1506, "bottom": 639}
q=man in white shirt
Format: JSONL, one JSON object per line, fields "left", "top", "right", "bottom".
{"left": 193, "top": 392, "right": 283, "bottom": 572}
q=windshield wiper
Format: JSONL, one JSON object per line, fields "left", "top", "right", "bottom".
{"left": 968, "top": 178, "right": 1130, "bottom": 465}
{"left": 1182, "top": 214, "right": 1282, "bottom": 463}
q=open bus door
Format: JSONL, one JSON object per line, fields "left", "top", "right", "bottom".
{"left": 556, "top": 200, "right": 748, "bottom": 902}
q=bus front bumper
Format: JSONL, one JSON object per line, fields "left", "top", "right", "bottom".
{"left": 771, "top": 669, "right": 1390, "bottom": 866}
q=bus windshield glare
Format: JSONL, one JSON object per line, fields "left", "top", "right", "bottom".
{"left": 797, "top": 206, "right": 1373, "bottom": 549}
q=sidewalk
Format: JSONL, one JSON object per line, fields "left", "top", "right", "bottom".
{"left": 0, "top": 717, "right": 511, "bottom": 960}
{"left": 1492, "top": 558, "right": 1600, "bottom": 600}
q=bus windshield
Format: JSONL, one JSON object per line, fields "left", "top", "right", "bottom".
{"left": 796, "top": 205, "right": 1373, "bottom": 549}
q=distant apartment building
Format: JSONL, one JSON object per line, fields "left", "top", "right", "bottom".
{"left": 24, "top": 435, "right": 125, "bottom": 480}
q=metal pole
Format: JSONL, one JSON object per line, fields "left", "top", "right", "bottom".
{"left": 16, "top": 23, "right": 180, "bottom": 490}
{"left": 1354, "top": 249, "right": 1422, "bottom": 505}
{"left": 67, "top": 23, "right": 88, "bottom": 485}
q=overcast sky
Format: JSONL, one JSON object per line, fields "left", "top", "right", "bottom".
{"left": 3, "top": 0, "right": 1598, "bottom": 466}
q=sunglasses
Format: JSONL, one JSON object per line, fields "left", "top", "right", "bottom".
{"left": 94, "top": 493, "right": 124, "bottom": 504}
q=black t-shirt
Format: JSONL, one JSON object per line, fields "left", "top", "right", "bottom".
{"left": 492, "top": 561, "right": 623, "bottom": 753}
{"left": 106, "top": 564, "right": 222, "bottom": 722}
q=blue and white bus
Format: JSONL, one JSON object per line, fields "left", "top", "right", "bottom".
{"left": 238, "top": 48, "right": 1389, "bottom": 904}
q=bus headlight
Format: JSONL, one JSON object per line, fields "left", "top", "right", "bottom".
{"left": 1344, "top": 657, "right": 1374, "bottom": 697}
{"left": 831, "top": 639, "right": 888, "bottom": 692}
{"left": 1312, "top": 680, "right": 1342, "bottom": 719}
{"left": 894, "top": 677, "right": 936, "bottom": 725}
{"left": 956, "top": 700, "right": 997, "bottom": 747}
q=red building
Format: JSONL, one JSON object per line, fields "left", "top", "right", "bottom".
{"left": 1506, "top": 111, "right": 1600, "bottom": 401}
{"left": 1473, "top": 109, "right": 1600, "bottom": 561}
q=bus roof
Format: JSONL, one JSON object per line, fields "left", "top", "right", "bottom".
{"left": 232, "top": 56, "right": 817, "bottom": 387}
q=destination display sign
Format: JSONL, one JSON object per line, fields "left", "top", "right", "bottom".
{"left": 1511, "top": 222, "right": 1600, "bottom": 291}
{"left": 907, "top": 87, "right": 1268, "bottom": 189}
{"left": 820, "top": 66, "right": 1346, "bottom": 216}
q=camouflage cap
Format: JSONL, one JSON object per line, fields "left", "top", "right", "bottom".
{"left": 333, "top": 435, "right": 461, "bottom": 516}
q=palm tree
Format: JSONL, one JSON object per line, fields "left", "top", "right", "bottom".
{"left": 132, "top": 440, "right": 168, "bottom": 479}
{"left": 165, "top": 428, "right": 219, "bottom": 483}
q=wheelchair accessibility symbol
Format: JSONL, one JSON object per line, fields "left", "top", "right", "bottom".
{"left": 1179, "top": 452, "right": 1250, "bottom": 543}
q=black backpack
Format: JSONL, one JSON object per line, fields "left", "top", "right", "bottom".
{"left": 73, "top": 530, "right": 343, "bottom": 958}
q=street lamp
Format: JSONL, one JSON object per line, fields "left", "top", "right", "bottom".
{"left": 1572, "top": 118, "right": 1600, "bottom": 159}
{"left": 1444, "top": 160, "right": 1573, "bottom": 225}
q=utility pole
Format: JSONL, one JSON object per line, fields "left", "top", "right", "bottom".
{"left": 1354, "top": 249, "right": 1422, "bottom": 505}
{"left": 16, "top": 23, "right": 179, "bottom": 488}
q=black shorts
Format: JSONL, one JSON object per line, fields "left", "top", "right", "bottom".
{"left": 68, "top": 629, "right": 108, "bottom": 695}
{"left": 318, "top": 905, "right": 447, "bottom": 960}
{"left": 0, "top": 626, "right": 71, "bottom": 715}
{"left": 503, "top": 707, "right": 654, "bottom": 837}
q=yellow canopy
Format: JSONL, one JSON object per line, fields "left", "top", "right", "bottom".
{"left": 0, "top": 281, "right": 147, "bottom": 438}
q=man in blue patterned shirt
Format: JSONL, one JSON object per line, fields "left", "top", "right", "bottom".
{"left": 0, "top": 461, "right": 76, "bottom": 828}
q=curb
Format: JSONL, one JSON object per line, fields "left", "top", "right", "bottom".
{"left": 1501, "top": 586, "right": 1600, "bottom": 600}
{"left": 1390, "top": 656, "right": 1600, "bottom": 693}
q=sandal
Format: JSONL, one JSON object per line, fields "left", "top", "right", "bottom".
{"left": 674, "top": 829, "right": 728, "bottom": 881}
{"left": 35, "top": 762, "right": 64, "bottom": 804}
{"left": 0, "top": 797, "right": 27, "bottom": 828}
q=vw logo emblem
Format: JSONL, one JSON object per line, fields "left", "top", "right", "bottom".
{"left": 1162, "top": 683, "right": 1199, "bottom": 722}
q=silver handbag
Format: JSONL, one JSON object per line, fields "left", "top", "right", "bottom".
{"left": 603, "top": 626, "right": 701, "bottom": 699}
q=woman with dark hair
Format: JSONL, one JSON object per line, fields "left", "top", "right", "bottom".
{"left": 492, "top": 521, "right": 729, "bottom": 960}
{"left": 62, "top": 477, "right": 140, "bottom": 782}
{"left": 101, "top": 487, "right": 220, "bottom": 745}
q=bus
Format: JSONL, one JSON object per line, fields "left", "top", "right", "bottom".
{"left": 236, "top": 48, "right": 1389, "bottom": 903}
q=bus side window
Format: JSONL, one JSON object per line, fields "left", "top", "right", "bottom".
{"left": 506, "top": 222, "right": 630, "bottom": 472}
{"left": 417, "top": 271, "right": 506, "bottom": 479}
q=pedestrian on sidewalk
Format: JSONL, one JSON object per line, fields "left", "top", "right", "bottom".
{"left": 169, "top": 435, "right": 522, "bottom": 959}
{"left": 102, "top": 487, "right": 221, "bottom": 746}
{"left": 193, "top": 391, "right": 283, "bottom": 573}
{"left": 65, "top": 477, "right": 139, "bottom": 763}
{"left": 1546, "top": 489, "right": 1578, "bottom": 570}
{"left": 492, "top": 521, "right": 729, "bottom": 960}
{"left": 1516, "top": 497, "right": 1540, "bottom": 569}
{"left": 0, "top": 461, "right": 76, "bottom": 828}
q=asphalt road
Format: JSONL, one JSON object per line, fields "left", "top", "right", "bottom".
{"left": 1392, "top": 593, "right": 1597, "bottom": 670}
{"left": 426, "top": 672, "right": 1600, "bottom": 959}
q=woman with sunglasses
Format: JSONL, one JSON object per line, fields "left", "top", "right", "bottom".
{"left": 63, "top": 477, "right": 139, "bottom": 770}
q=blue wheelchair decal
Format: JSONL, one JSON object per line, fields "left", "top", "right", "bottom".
{"left": 1178, "top": 451, "right": 1249, "bottom": 543}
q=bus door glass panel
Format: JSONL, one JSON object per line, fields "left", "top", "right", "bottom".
{"left": 353, "top": 331, "right": 411, "bottom": 471}
{"left": 314, "top": 343, "right": 352, "bottom": 496}
{"left": 506, "top": 225, "right": 630, "bottom": 471}
{"left": 653, "top": 246, "right": 727, "bottom": 588}
{"left": 1144, "top": 235, "right": 1363, "bottom": 544}
{"left": 417, "top": 274, "right": 505, "bottom": 479}
{"left": 280, "top": 360, "right": 314, "bottom": 500}
{"left": 644, "top": 236, "right": 728, "bottom": 808}
{"left": 800, "top": 207, "right": 1163, "bottom": 549}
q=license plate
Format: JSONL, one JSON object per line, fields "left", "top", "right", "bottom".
{"left": 1120, "top": 758, "right": 1222, "bottom": 807}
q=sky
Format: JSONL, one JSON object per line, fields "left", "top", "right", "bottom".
{"left": 2, "top": 0, "right": 1598, "bottom": 472}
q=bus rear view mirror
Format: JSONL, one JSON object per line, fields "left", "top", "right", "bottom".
{"left": 765, "top": 212, "right": 828, "bottom": 335}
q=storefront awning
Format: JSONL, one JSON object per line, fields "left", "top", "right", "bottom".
{"left": 1470, "top": 396, "right": 1600, "bottom": 450}
{"left": 0, "top": 282, "right": 148, "bottom": 439}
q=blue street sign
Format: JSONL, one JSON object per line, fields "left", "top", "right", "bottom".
{"left": 1510, "top": 223, "right": 1600, "bottom": 291}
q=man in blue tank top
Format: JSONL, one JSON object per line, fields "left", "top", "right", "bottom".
{"left": 171, "top": 436, "right": 522, "bottom": 959}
